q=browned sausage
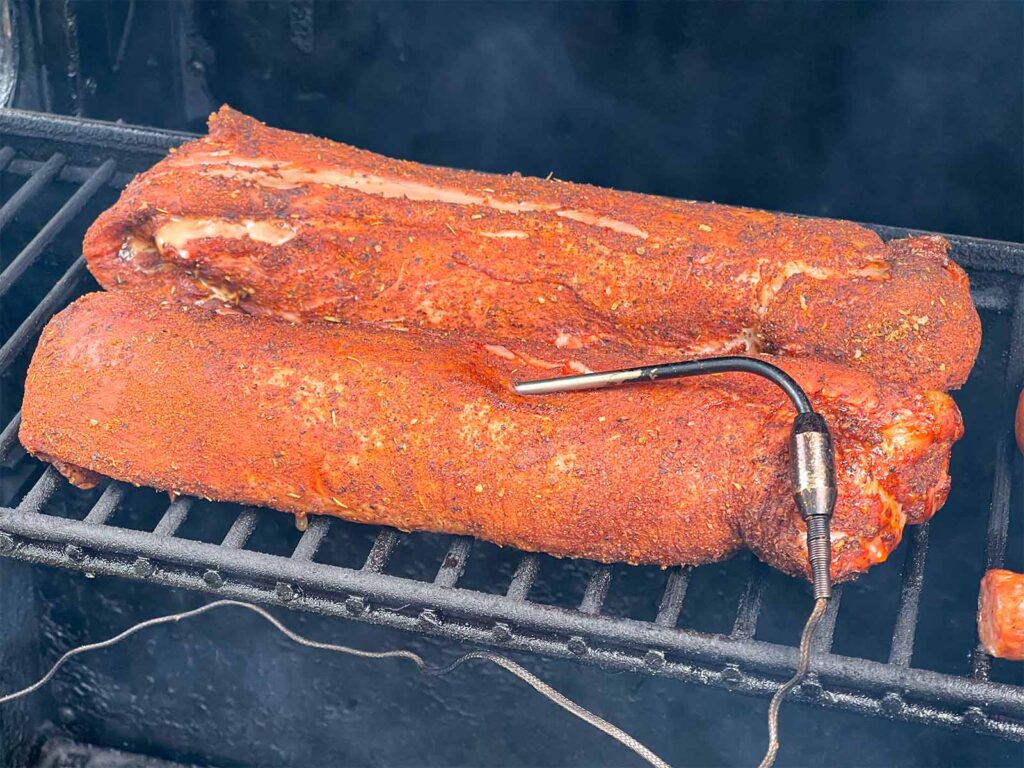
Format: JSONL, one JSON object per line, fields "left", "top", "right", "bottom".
{"left": 979, "top": 570, "right": 1024, "bottom": 661}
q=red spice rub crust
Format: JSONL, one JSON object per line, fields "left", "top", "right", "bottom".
{"left": 20, "top": 292, "right": 963, "bottom": 581}
{"left": 978, "top": 570, "right": 1024, "bottom": 661}
{"left": 83, "top": 106, "right": 980, "bottom": 391}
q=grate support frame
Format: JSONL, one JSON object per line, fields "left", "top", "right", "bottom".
{"left": 0, "top": 108, "right": 1021, "bottom": 741}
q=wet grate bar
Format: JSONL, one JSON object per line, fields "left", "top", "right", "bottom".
{"left": 0, "top": 258, "right": 89, "bottom": 374}
{"left": 0, "top": 159, "right": 115, "bottom": 299}
{"left": 434, "top": 537, "right": 473, "bottom": 588}
{"left": 291, "top": 517, "right": 332, "bottom": 561}
{"left": 506, "top": 554, "right": 539, "bottom": 601}
{"left": 888, "top": 525, "right": 930, "bottom": 667}
{"left": 83, "top": 482, "right": 125, "bottom": 526}
{"left": 0, "top": 152, "right": 65, "bottom": 232}
{"left": 363, "top": 529, "right": 399, "bottom": 573}
{"left": 731, "top": 559, "right": 768, "bottom": 640}
{"left": 655, "top": 567, "right": 691, "bottom": 627}
{"left": 579, "top": 566, "right": 612, "bottom": 615}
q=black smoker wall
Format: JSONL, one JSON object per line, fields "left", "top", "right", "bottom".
{"left": 14, "top": 1, "right": 1024, "bottom": 242}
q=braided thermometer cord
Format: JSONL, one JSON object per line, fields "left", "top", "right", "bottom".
{"left": 0, "top": 599, "right": 670, "bottom": 768}
{"left": 758, "top": 597, "right": 828, "bottom": 768}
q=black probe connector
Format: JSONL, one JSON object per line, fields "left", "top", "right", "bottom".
{"left": 514, "top": 355, "right": 837, "bottom": 598}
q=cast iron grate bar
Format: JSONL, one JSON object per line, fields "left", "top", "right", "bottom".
{"left": 221, "top": 509, "right": 259, "bottom": 549}
{"left": 0, "top": 159, "right": 115, "bottom": 299}
{"left": 434, "top": 537, "right": 473, "bottom": 588}
{"left": 291, "top": 517, "right": 332, "bottom": 561}
{"left": 731, "top": 558, "right": 769, "bottom": 640}
{"left": 0, "top": 146, "right": 16, "bottom": 173}
{"left": 153, "top": 498, "right": 192, "bottom": 537}
{"left": 6, "top": 158, "right": 134, "bottom": 190}
{"left": 801, "top": 584, "right": 845, "bottom": 696}
{"left": 0, "top": 258, "right": 89, "bottom": 374}
{"left": 812, "top": 584, "right": 844, "bottom": 656}
{"left": 979, "top": 433, "right": 1019, "bottom": 578}
{"left": 655, "top": 566, "right": 691, "bottom": 627}
{"left": 363, "top": 529, "right": 399, "bottom": 573}
{"left": 971, "top": 280, "right": 1024, "bottom": 680}
{"left": 579, "top": 566, "right": 612, "bottom": 615}
{"left": 0, "top": 117, "right": 1021, "bottom": 739}
{"left": 3, "top": 503, "right": 1021, "bottom": 733}
{"left": 0, "top": 411, "right": 21, "bottom": 463}
{"left": 83, "top": 482, "right": 125, "bottom": 526}
{"left": 0, "top": 152, "right": 65, "bottom": 232}
{"left": 983, "top": 279, "right": 1024, "bottom": 575}
{"left": 888, "top": 525, "right": 930, "bottom": 667}
{"left": 506, "top": 554, "right": 540, "bottom": 601}
{"left": 16, "top": 466, "right": 62, "bottom": 514}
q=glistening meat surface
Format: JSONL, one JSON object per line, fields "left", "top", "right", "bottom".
{"left": 83, "top": 107, "right": 980, "bottom": 391}
{"left": 978, "top": 570, "right": 1024, "bottom": 661}
{"left": 20, "top": 292, "right": 963, "bottom": 581}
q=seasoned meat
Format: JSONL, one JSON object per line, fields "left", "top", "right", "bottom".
{"left": 978, "top": 570, "right": 1024, "bottom": 661}
{"left": 83, "top": 107, "right": 980, "bottom": 391}
{"left": 20, "top": 292, "right": 963, "bottom": 581}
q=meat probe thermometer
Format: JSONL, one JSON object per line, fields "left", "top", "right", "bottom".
{"left": 515, "top": 355, "right": 836, "bottom": 768}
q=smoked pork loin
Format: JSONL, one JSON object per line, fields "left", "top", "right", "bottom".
{"left": 20, "top": 292, "right": 964, "bottom": 581}
{"left": 83, "top": 107, "right": 980, "bottom": 391}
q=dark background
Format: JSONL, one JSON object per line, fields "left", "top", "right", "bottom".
{"left": 4, "top": 1, "right": 1023, "bottom": 767}
{"left": 15, "top": 1, "right": 1024, "bottom": 242}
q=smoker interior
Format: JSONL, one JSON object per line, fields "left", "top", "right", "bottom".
{"left": 0, "top": 110, "right": 1021, "bottom": 766}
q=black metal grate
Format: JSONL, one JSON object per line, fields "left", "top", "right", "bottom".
{"left": 0, "top": 108, "right": 1021, "bottom": 740}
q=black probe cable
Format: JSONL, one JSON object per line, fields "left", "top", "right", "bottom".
{"left": 516, "top": 355, "right": 837, "bottom": 768}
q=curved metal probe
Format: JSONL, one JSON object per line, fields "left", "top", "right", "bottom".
{"left": 516, "top": 356, "right": 838, "bottom": 765}
{"left": 0, "top": 599, "right": 670, "bottom": 768}
{"left": 514, "top": 356, "right": 813, "bottom": 414}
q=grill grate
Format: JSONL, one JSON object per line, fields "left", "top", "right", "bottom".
{"left": 0, "top": 108, "right": 1021, "bottom": 740}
